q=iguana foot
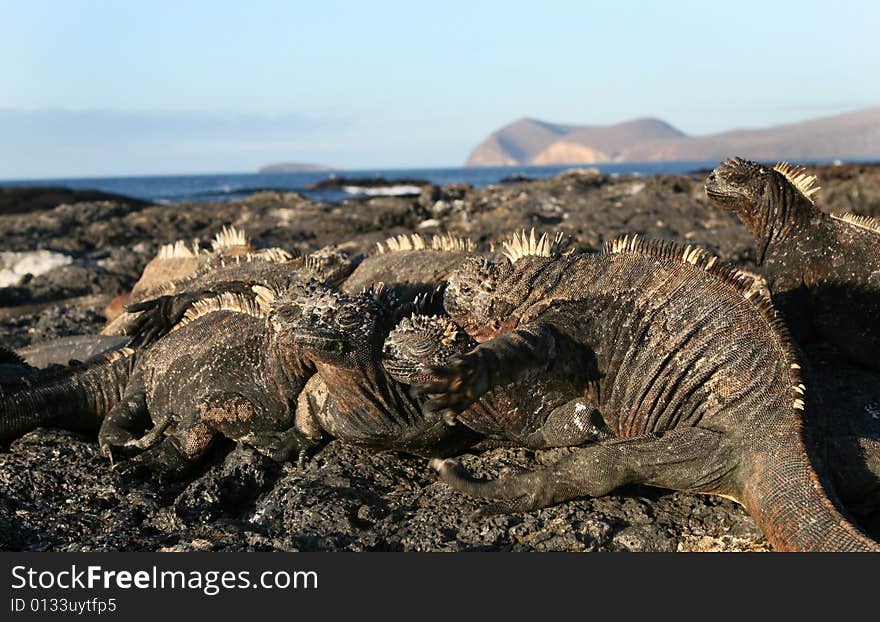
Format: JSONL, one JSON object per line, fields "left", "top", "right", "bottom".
{"left": 430, "top": 458, "right": 546, "bottom": 514}
{"left": 418, "top": 354, "right": 490, "bottom": 422}
{"left": 123, "top": 293, "right": 200, "bottom": 347}
{"left": 122, "top": 412, "right": 173, "bottom": 451}
{"left": 114, "top": 436, "right": 194, "bottom": 479}
{"left": 99, "top": 429, "right": 142, "bottom": 462}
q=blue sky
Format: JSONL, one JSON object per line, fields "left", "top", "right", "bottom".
{"left": 0, "top": 0, "right": 877, "bottom": 179}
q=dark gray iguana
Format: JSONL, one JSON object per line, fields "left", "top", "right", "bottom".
{"left": 0, "top": 237, "right": 482, "bottom": 471}
{"left": 383, "top": 313, "right": 611, "bottom": 448}
{"left": 705, "top": 157, "right": 880, "bottom": 370}
{"left": 258, "top": 233, "right": 488, "bottom": 457}
{"left": 287, "top": 283, "right": 482, "bottom": 457}
{"left": 95, "top": 289, "right": 319, "bottom": 476}
{"left": 113, "top": 232, "right": 469, "bottom": 349}
{"left": 0, "top": 346, "right": 136, "bottom": 440}
{"left": 0, "top": 235, "right": 353, "bottom": 445}
{"left": 416, "top": 231, "right": 879, "bottom": 551}
{"left": 383, "top": 311, "right": 880, "bottom": 506}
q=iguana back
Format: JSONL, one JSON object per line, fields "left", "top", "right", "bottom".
{"left": 423, "top": 233, "right": 879, "bottom": 551}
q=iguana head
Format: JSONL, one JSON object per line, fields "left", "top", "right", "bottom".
{"left": 443, "top": 256, "right": 516, "bottom": 341}
{"left": 382, "top": 314, "right": 476, "bottom": 385}
{"left": 302, "top": 245, "right": 358, "bottom": 286}
{"left": 279, "top": 282, "right": 395, "bottom": 367}
{"left": 444, "top": 230, "right": 568, "bottom": 341}
{"left": 705, "top": 157, "right": 820, "bottom": 260}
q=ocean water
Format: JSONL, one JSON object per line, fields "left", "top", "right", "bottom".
{"left": 0, "top": 161, "right": 730, "bottom": 204}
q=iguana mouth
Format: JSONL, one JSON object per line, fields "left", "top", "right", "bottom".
{"left": 704, "top": 187, "right": 739, "bottom": 208}
{"left": 292, "top": 331, "right": 345, "bottom": 353}
{"left": 382, "top": 359, "right": 439, "bottom": 385}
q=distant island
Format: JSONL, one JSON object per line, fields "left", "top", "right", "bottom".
{"left": 465, "top": 106, "right": 880, "bottom": 166}
{"left": 257, "top": 162, "right": 335, "bottom": 173}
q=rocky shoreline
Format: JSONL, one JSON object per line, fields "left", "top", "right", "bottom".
{"left": 2, "top": 164, "right": 879, "bottom": 551}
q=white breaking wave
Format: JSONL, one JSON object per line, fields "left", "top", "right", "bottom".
{"left": 0, "top": 250, "right": 73, "bottom": 287}
{"left": 342, "top": 185, "right": 423, "bottom": 197}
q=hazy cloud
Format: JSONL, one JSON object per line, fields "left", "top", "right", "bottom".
{"left": 0, "top": 108, "right": 354, "bottom": 179}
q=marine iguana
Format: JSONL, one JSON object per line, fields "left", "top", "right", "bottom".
{"left": 418, "top": 231, "right": 879, "bottom": 551}
{"left": 108, "top": 240, "right": 355, "bottom": 347}
{"left": 287, "top": 283, "right": 480, "bottom": 457}
{"left": 109, "top": 232, "right": 486, "bottom": 462}
{"left": 384, "top": 311, "right": 880, "bottom": 504}
{"left": 0, "top": 237, "right": 354, "bottom": 445}
{"left": 2, "top": 233, "right": 482, "bottom": 469}
{"left": 383, "top": 313, "right": 611, "bottom": 448}
{"left": 705, "top": 157, "right": 880, "bottom": 370}
{"left": 122, "top": 232, "right": 479, "bottom": 348}
{"left": 96, "top": 288, "right": 319, "bottom": 476}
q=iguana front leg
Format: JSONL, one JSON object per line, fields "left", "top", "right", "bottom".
{"left": 418, "top": 322, "right": 557, "bottom": 423}
{"left": 430, "top": 427, "right": 736, "bottom": 516}
{"left": 98, "top": 384, "right": 149, "bottom": 460}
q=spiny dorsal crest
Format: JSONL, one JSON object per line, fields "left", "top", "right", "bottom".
{"left": 773, "top": 162, "right": 821, "bottom": 203}
{"left": 607, "top": 233, "right": 805, "bottom": 415}
{"left": 156, "top": 238, "right": 201, "bottom": 260}
{"left": 397, "top": 313, "right": 460, "bottom": 346}
{"left": 0, "top": 346, "right": 26, "bottom": 366}
{"left": 411, "top": 287, "right": 445, "bottom": 315}
{"left": 102, "top": 347, "right": 136, "bottom": 363}
{"left": 375, "top": 232, "right": 477, "bottom": 255}
{"left": 501, "top": 228, "right": 568, "bottom": 264}
{"left": 430, "top": 233, "right": 476, "bottom": 252}
{"left": 376, "top": 233, "right": 427, "bottom": 254}
{"left": 211, "top": 225, "right": 250, "bottom": 253}
{"left": 830, "top": 212, "right": 880, "bottom": 235}
{"left": 606, "top": 234, "right": 776, "bottom": 304}
{"left": 252, "top": 247, "right": 296, "bottom": 263}
{"left": 252, "top": 285, "right": 281, "bottom": 312}
{"left": 173, "top": 292, "right": 266, "bottom": 332}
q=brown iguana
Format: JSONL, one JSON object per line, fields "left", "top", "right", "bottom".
{"left": 416, "top": 231, "right": 879, "bottom": 551}
{"left": 383, "top": 311, "right": 880, "bottom": 506}
{"left": 705, "top": 157, "right": 880, "bottom": 370}
{"left": 383, "top": 313, "right": 611, "bottom": 448}
{"left": 286, "top": 283, "right": 481, "bottom": 457}
{"left": 115, "top": 232, "right": 475, "bottom": 349}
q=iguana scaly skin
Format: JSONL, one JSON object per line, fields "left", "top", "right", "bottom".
{"left": 384, "top": 312, "right": 880, "bottom": 504}
{"left": 97, "top": 290, "right": 319, "bottom": 476}
{"left": 419, "top": 231, "right": 879, "bottom": 551}
{"left": 107, "top": 240, "right": 356, "bottom": 347}
{"left": 0, "top": 347, "right": 137, "bottom": 439}
{"left": 705, "top": 157, "right": 880, "bottom": 369}
{"left": 104, "top": 225, "right": 257, "bottom": 321}
{"left": 290, "top": 283, "right": 481, "bottom": 457}
{"left": 383, "top": 313, "right": 610, "bottom": 448}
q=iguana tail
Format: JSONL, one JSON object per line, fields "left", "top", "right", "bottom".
{"left": 0, "top": 349, "right": 137, "bottom": 440}
{"left": 740, "top": 423, "right": 879, "bottom": 551}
